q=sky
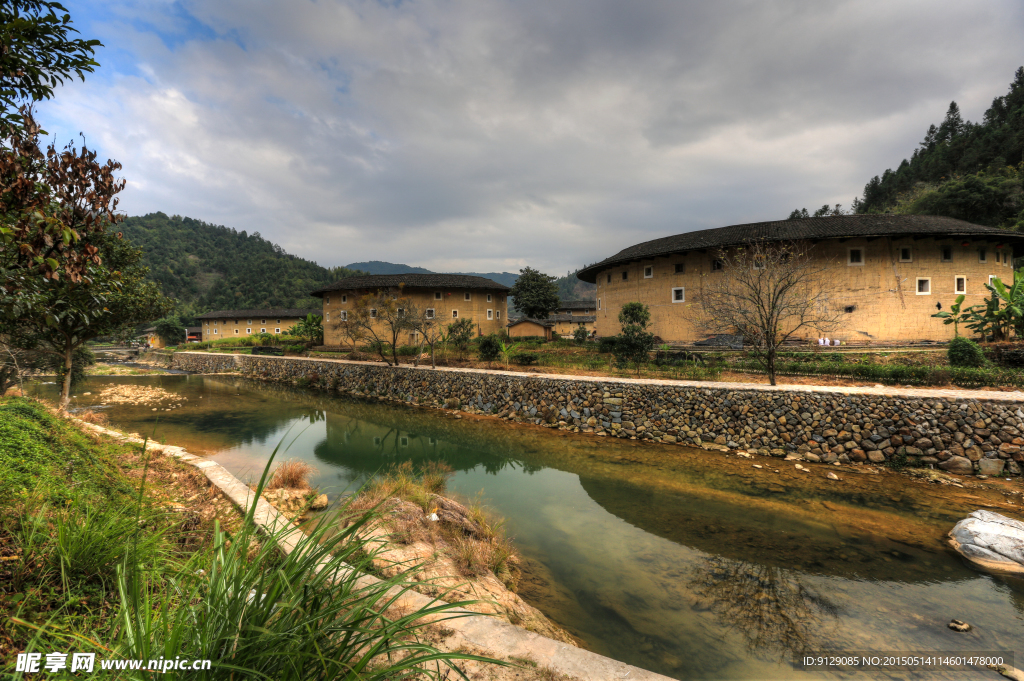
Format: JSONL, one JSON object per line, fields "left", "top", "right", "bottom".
{"left": 37, "top": 0, "right": 1024, "bottom": 276}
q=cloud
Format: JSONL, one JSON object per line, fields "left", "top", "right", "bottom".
{"left": 41, "top": 0, "right": 1024, "bottom": 274}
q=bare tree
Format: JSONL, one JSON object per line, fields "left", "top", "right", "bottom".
{"left": 332, "top": 288, "right": 414, "bottom": 366}
{"left": 695, "top": 241, "right": 842, "bottom": 385}
{"left": 405, "top": 304, "right": 448, "bottom": 368}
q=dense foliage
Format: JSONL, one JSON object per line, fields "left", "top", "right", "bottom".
{"left": 554, "top": 269, "right": 596, "bottom": 302}
{"left": 119, "top": 213, "right": 364, "bottom": 315}
{"left": 477, "top": 334, "right": 502, "bottom": 362}
{"left": 508, "top": 266, "right": 559, "bottom": 319}
{"left": 854, "top": 67, "right": 1024, "bottom": 226}
{"left": 614, "top": 302, "right": 655, "bottom": 375}
{"left": 947, "top": 336, "right": 985, "bottom": 368}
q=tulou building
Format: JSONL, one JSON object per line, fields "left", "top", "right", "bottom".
{"left": 312, "top": 274, "right": 510, "bottom": 347}
{"left": 576, "top": 215, "right": 1024, "bottom": 344}
{"left": 196, "top": 308, "right": 320, "bottom": 341}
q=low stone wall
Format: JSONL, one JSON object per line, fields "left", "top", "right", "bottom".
{"left": 172, "top": 352, "right": 1024, "bottom": 477}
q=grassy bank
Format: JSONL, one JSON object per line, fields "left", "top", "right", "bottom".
{"left": 0, "top": 397, "right": 506, "bottom": 678}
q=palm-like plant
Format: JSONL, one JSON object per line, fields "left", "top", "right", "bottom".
{"left": 931, "top": 294, "right": 967, "bottom": 336}
{"left": 498, "top": 339, "right": 520, "bottom": 369}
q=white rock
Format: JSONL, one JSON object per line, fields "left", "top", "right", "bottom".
{"left": 948, "top": 510, "right": 1024, "bottom": 576}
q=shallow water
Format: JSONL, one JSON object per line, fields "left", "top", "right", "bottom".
{"left": 32, "top": 375, "right": 1024, "bottom": 679}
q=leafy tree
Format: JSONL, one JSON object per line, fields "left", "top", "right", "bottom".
{"left": 572, "top": 325, "right": 588, "bottom": 345}
{"left": 153, "top": 315, "right": 186, "bottom": 345}
{"left": 477, "top": 334, "right": 502, "bottom": 364}
{"left": 292, "top": 313, "right": 323, "bottom": 346}
{"left": 0, "top": 0, "right": 101, "bottom": 125}
{"left": 694, "top": 241, "right": 843, "bottom": 386}
{"left": 613, "top": 302, "right": 655, "bottom": 375}
{"left": 947, "top": 336, "right": 985, "bottom": 368}
{"left": 508, "top": 267, "right": 559, "bottom": 319}
{"left": 2, "top": 228, "right": 174, "bottom": 407}
{"left": 788, "top": 208, "right": 810, "bottom": 219}
{"left": 446, "top": 317, "right": 475, "bottom": 360}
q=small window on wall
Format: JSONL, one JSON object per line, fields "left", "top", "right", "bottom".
{"left": 671, "top": 287, "right": 685, "bottom": 303}
{"left": 246, "top": 328, "right": 251, "bottom": 334}
{"left": 622, "top": 271, "right": 628, "bottom": 281}
{"left": 435, "top": 291, "right": 442, "bottom": 300}
{"left": 847, "top": 248, "right": 864, "bottom": 266}
{"left": 464, "top": 292, "right": 471, "bottom": 301}
{"left": 598, "top": 299, "right": 602, "bottom": 310}
{"left": 325, "top": 297, "right": 330, "bottom": 304}
{"left": 234, "top": 329, "right": 239, "bottom": 335}
{"left": 898, "top": 247, "right": 912, "bottom": 263}
{"left": 341, "top": 295, "right": 347, "bottom": 303}
{"left": 916, "top": 278, "right": 931, "bottom": 295}
{"left": 213, "top": 329, "right": 218, "bottom": 335}
{"left": 369, "top": 309, "right": 377, "bottom": 318}
{"left": 955, "top": 276, "right": 966, "bottom": 294}
{"left": 496, "top": 310, "right": 501, "bottom": 319}
{"left": 261, "top": 319, "right": 266, "bottom": 324}
{"left": 276, "top": 318, "right": 281, "bottom": 323}
{"left": 941, "top": 246, "right": 953, "bottom": 262}
{"left": 400, "top": 436, "right": 409, "bottom": 447}
{"left": 261, "top": 328, "right": 266, "bottom": 333}
{"left": 326, "top": 313, "right": 330, "bottom": 321}
{"left": 452, "top": 310, "right": 459, "bottom": 319}
{"left": 340, "top": 311, "right": 347, "bottom": 321}
{"left": 247, "top": 319, "right": 252, "bottom": 324}
{"left": 607, "top": 274, "right": 612, "bottom": 283}
{"left": 712, "top": 259, "right": 723, "bottom": 271}
{"left": 644, "top": 266, "right": 653, "bottom": 278}
{"left": 674, "top": 263, "right": 685, "bottom": 274}
{"left": 425, "top": 308, "right": 434, "bottom": 319}
{"left": 275, "top": 328, "right": 280, "bottom": 334}
{"left": 487, "top": 309, "right": 493, "bottom": 320}
{"left": 487, "top": 294, "right": 492, "bottom": 302}
{"left": 979, "top": 248, "right": 988, "bottom": 263}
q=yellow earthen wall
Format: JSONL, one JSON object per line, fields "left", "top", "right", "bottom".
{"left": 552, "top": 319, "right": 594, "bottom": 337}
{"left": 592, "top": 237, "right": 1015, "bottom": 342}
{"left": 202, "top": 316, "right": 305, "bottom": 342}
{"left": 322, "top": 288, "right": 508, "bottom": 346}
{"left": 508, "top": 321, "right": 552, "bottom": 340}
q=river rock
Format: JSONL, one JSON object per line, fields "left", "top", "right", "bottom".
{"left": 938, "top": 455, "right": 973, "bottom": 474}
{"left": 948, "top": 510, "right": 1024, "bottom": 576}
{"left": 978, "top": 459, "right": 1005, "bottom": 476}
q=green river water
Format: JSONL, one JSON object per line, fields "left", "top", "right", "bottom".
{"left": 30, "top": 373, "right": 1024, "bottom": 680}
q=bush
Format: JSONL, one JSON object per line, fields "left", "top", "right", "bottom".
{"left": 948, "top": 336, "right": 985, "bottom": 367}
{"left": 477, "top": 334, "right": 502, "bottom": 362}
{"left": 597, "top": 336, "right": 619, "bottom": 353}
{"left": 572, "top": 326, "right": 588, "bottom": 345}
{"left": 512, "top": 352, "right": 539, "bottom": 366}
{"left": 286, "top": 344, "right": 305, "bottom": 353}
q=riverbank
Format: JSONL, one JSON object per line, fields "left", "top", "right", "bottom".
{"left": 172, "top": 351, "right": 1024, "bottom": 478}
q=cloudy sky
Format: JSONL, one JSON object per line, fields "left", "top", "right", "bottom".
{"left": 39, "top": 1, "right": 1024, "bottom": 275}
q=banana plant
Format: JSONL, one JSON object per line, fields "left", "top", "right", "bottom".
{"left": 931, "top": 294, "right": 967, "bottom": 336}
{"left": 962, "top": 269, "right": 1024, "bottom": 341}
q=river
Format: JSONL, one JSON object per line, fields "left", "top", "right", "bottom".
{"left": 30, "top": 373, "right": 1024, "bottom": 680}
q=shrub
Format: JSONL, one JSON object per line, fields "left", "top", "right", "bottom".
{"left": 948, "top": 336, "right": 985, "bottom": 367}
{"left": 597, "top": 336, "right": 619, "bottom": 353}
{"left": 572, "top": 326, "right": 589, "bottom": 345}
{"left": 477, "top": 334, "right": 502, "bottom": 362}
{"left": 267, "top": 459, "right": 318, "bottom": 489}
{"left": 512, "top": 352, "right": 539, "bottom": 366}
{"left": 285, "top": 344, "right": 305, "bottom": 353}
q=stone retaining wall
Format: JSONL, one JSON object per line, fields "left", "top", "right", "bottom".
{"left": 172, "top": 352, "right": 1024, "bottom": 477}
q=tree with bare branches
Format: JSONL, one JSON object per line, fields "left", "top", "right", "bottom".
{"left": 333, "top": 288, "right": 415, "bottom": 366}
{"left": 695, "top": 240, "right": 842, "bottom": 385}
{"left": 404, "top": 303, "right": 448, "bottom": 368}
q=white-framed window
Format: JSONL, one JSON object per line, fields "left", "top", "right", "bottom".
{"left": 246, "top": 328, "right": 251, "bottom": 334}
{"left": 954, "top": 276, "right": 966, "bottom": 294}
{"left": 434, "top": 291, "right": 442, "bottom": 300}
{"left": 941, "top": 246, "right": 953, "bottom": 262}
{"left": 339, "top": 310, "right": 347, "bottom": 321}
{"left": 496, "top": 310, "right": 501, "bottom": 319}
{"left": 326, "top": 313, "right": 329, "bottom": 322}
{"left": 621, "top": 271, "right": 628, "bottom": 281}
{"left": 213, "top": 320, "right": 217, "bottom": 325}
{"left": 671, "top": 287, "right": 685, "bottom": 303}
{"left": 979, "top": 248, "right": 988, "bottom": 263}
{"left": 276, "top": 318, "right": 281, "bottom": 323}
{"left": 452, "top": 310, "right": 459, "bottom": 318}
{"left": 274, "top": 328, "right": 279, "bottom": 333}
{"left": 989, "top": 274, "right": 999, "bottom": 287}
{"left": 753, "top": 255, "right": 766, "bottom": 270}
{"left": 487, "top": 309, "right": 493, "bottom": 320}
{"left": 213, "top": 329, "right": 218, "bottom": 335}
{"left": 847, "top": 248, "right": 864, "bottom": 266}
{"left": 261, "top": 327, "right": 267, "bottom": 333}
{"left": 234, "top": 329, "right": 239, "bottom": 335}
{"left": 400, "top": 436, "right": 409, "bottom": 447}
{"left": 247, "top": 319, "right": 252, "bottom": 324}
{"left": 325, "top": 296, "right": 330, "bottom": 304}
{"left": 916, "top": 278, "right": 931, "bottom": 295}
{"left": 644, "top": 266, "right": 653, "bottom": 278}
{"left": 425, "top": 308, "right": 435, "bottom": 319}
{"left": 674, "top": 263, "right": 685, "bottom": 274}
{"left": 464, "top": 292, "right": 471, "bottom": 301}
{"left": 487, "top": 294, "right": 492, "bottom": 302}
{"left": 369, "top": 308, "right": 377, "bottom": 318}
{"left": 598, "top": 298, "right": 602, "bottom": 310}
{"left": 898, "top": 246, "right": 912, "bottom": 263}
{"left": 712, "top": 259, "right": 723, "bottom": 271}
{"left": 261, "top": 318, "right": 266, "bottom": 324}
{"left": 397, "top": 308, "right": 405, "bottom": 316}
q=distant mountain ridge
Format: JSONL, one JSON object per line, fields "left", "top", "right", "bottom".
{"left": 345, "top": 261, "right": 520, "bottom": 288}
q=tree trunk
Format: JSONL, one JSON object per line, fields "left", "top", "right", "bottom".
{"left": 767, "top": 348, "right": 777, "bottom": 386}
{"left": 430, "top": 343, "right": 436, "bottom": 369}
{"left": 59, "top": 339, "right": 74, "bottom": 410}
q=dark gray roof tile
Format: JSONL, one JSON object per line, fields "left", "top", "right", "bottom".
{"left": 311, "top": 274, "right": 509, "bottom": 296}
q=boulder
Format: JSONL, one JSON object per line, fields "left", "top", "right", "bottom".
{"left": 978, "top": 459, "right": 1006, "bottom": 477}
{"left": 948, "top": 510, "right": 1024, "bottom": 576}
{"left": 938, "top": 455, "right": 973, "bottom": 474}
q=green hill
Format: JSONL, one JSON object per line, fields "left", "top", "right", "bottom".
{"left": 792, "top": 66, "right": 1024, "bottom": 228}
{"left": 120, "top": 213, "right": 363, "bottom": 315}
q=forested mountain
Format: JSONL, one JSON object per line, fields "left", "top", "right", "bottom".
{"left": 791, "top": 67, "right": 1024, "bottom": 228}
{"left": 555, "top": 270, "right": 596, "bottom": 301}
{"left": 120, "top": 213, "right": 363, "bottom": 315}
{"left": 344, "top": 260, "right": 520, "bottom": 287}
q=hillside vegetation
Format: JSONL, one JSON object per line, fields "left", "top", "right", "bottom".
{"left": 120, "top": 213, "right": 363, "bottom": 314}
{"left": 793, "top": 67, "right": 1024, "bottom": 228}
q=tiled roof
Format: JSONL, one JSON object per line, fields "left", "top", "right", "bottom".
{"left": 311, "top": 274, "right": 509, "bottom": 296}
{"left": 195, "top": 309, "right": 320, "bottom": 320}
{"left": 556, "top": 300, "right": 597, "bottom": 311}
{"left": 577, "top": 215, "right": 1024, "bottom": 283}
{"left": 508, "top": 314, "right": 595, "bottom": 327}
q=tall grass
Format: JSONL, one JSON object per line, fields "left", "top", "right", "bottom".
{"left": 266, "top": 459, "right": 317, "bottom": 489}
